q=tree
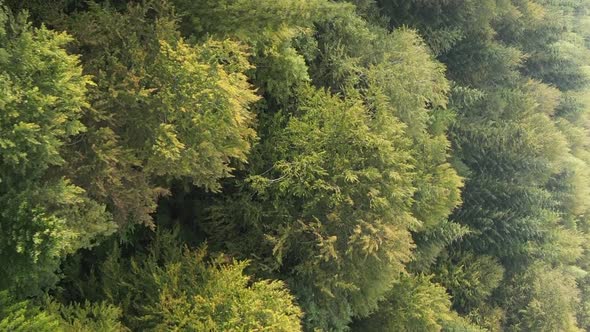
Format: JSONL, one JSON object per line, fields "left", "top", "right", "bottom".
{"left": 501, "top": 265, "right": 582, "bottom": 332}
{"left": 5, "top": 0, "right": 590, "bottom": 330}
{"left": 350, "top": 274, "right": 484, "bottom": 332}
{"left": 75, "top": 230, "right": 302, "bottom": 331}
{"left": 0, "top": 4, "right": 115, "bottom": 295}
{"left": 0, "top": 291, "right": 124, "bottom": 332}
{"left": 47, "top": 1, "right": 260, "bottom": 227}
{"left": 171, "top": 2, "right": 463, "bottom": 329}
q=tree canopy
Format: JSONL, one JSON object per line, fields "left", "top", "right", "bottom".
{"left": 2, "top": 0, "right": 590, "bottom": 331}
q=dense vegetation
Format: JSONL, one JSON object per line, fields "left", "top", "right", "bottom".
{"left": 1, "top": 0, "right": 590, "bottom": 330}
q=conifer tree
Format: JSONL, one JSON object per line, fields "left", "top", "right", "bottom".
{"left": 4, "top": 0, "right": 590, "bottom": 330}
{"left": 0, "top": 4, "right": 115, "bottom": 295}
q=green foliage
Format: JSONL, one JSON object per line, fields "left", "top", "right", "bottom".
{"left": 173, "top": 0, "right": 327, "bottom": 102}
{"left": 52, "top": 1, "right": 259, "bottom": 226}
{"left": 208, "top": 84, "right": 417, "bottom": 330}
{"left": 410, "top": 220, "right": 471, "bottom": 272}
{"left": 433, "top": 253, "right": 505, "bottom": 314}
{"left": 4, "top": 0, "right": 590, "bottom": 330}
{"left": 577, "top": 275, "right": 590, "bottom": 331}
{"left": 373, "top": 0, "right": 590, "bottom": 330}
{"left": 0, "top": 291, "right": 61, "bottom": 331}
{"left": 501, "top": 265, "right": 582, "bottom": 332}
{"left": 351, "top": 274, "right": 484, "bottom": 332}
{"left": 0, "top": 291, "right": 123, "bottom": 332}
{"left": 87, "top": 230, "right": 302, "bottom": 331}
{"left": 195, "top": 3, "right": 464, "bottom": 328}
{"left": 48, "top": 300, "right": 125, "bottom": 332}
{"left": 449, "top": 86, "right": 571, "bottom": 259}
{"left": 0, "top": 5, "right": 115, "bottom": 294}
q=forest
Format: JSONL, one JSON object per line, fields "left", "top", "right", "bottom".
{"left": 1, "top": 0, "right": 590, "bottom": 331}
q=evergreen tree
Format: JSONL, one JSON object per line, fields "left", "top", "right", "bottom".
{"left": 3, "top": 0, "right": 590, "bottom": 330}
{"left": 0, "top": 4, "right": 115, "bottom": 295}
{"left": 73, "top": 231, "right": 302, "bottom": 331}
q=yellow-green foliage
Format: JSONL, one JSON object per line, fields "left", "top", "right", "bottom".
{"left": 0, "top": 291, "right": 60, "bottom": 332}
{"left": 503, "top": 265, "right": 582, "bottom": 332}
{"left": 94, "top": 231, "right": 302, "bottom": 331}
{"left": 3, "top": 0, "right": 590, "bottom": 331}
{"left": 0, "top": 291, "right": 123, "bottom": 332}
{"left": 351, "top": 274, "right": 484, "bottom": 332}
{"left": 209, "top": 84, "right": 417, "bottom": 330}
{"left": 0, "top": 5, "right": 115, "bottom": 294}
{"left": 55, "top": 1, "right": 259, "bottom": 226}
